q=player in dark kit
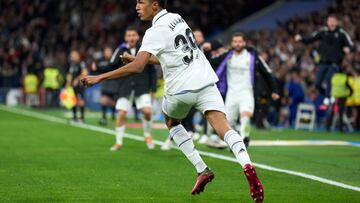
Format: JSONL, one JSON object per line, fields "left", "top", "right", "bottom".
{"left": 295, "top": 15, "right": 354, "bottom": 107}
{"left": 91, "top": 46, "right": 118, "bottom": 126}
{"left": 109, "top": 27, "right": 157, "bottom": 151}
{"left": 66, "top": 50, "right": 88, "bottom": 122}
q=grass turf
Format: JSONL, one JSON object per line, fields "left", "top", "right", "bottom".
{"left": 0, "top": 108, "right": 360, "bottom": 202}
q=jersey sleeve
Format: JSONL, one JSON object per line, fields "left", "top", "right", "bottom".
{"left": 339, "top": 28, "right": 355, "bottom": 51}
{"left": 138, "top": 28, "right": 165, "bottom": 56}
{"left": 301, "top": 27, "right": 325, "bottom": 44}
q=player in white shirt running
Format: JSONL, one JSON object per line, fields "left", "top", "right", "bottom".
{"left": 82, "top": 0, "right": 264, "bottom": 202}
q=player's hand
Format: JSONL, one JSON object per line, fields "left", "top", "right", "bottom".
{"left": 81, "top": 75, "right": 101, "bottom": 87}
{"left": 121, "top": 52, "right": 135, "bottom": 64}
{"left": 203, "top": 42, "right": 212, "bottom": 52}
{"left": 343, "top": 47, "right": 350, "bottom": 54}
{"left": 294, "top": 34, "right": 302, "bottom": 42}
{"left": 271, "top": 93, "right": 280, "bottom": 101}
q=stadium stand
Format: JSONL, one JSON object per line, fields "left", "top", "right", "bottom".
{"left": 0, "top": 0, "right": 359, "bottom": 130}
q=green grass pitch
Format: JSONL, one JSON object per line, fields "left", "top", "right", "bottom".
{"left": 0, "top": 106, "right": 360, "bottom": 202}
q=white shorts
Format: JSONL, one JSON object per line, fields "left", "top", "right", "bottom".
{"left": 115, "top": 92, "right": 152, "bottom": 111}
{"left": 225, "top": 90, "right": 254, "bottom": 125}
{"left": 162, "top": 85, "right": 225, "bottom": 119}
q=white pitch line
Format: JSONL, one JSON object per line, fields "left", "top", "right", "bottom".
{"left": 249, "top": 140, "right": 352, "bottom": 146}
{"left": 1, "top": 106, "right": 360, "bottom": 192}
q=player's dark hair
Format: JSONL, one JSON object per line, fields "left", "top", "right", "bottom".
{"left": 193, "top": 28, "right": 203, "bottom": 33}
{"left": 327, "top": 14, "right": 337, "bottom": 19}
{"left": 125, "top": 26, "right": 139, "bottom": 33}
{"left": 210, "top": 40, "right": 223, "bottom": 50}
{"left": 152, "top": 0, "right": 167, "bottom": 8}
{"left": 104, "top": 44, "right": 112, "bottom": 50}
{"left": 232, "top": 32, "right": 246, "bottom": 40}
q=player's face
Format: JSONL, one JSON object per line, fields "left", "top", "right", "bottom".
{"left": 125, "top": 30, "right": 140, "bottom": 48}
{"left": 136, "top": 0, "right": 157, "bottom": 21}
{"left": 327, "top": 17, "right": 337, "bottom": 31}
{"left": 194, "top": 31, "right": 204, "bottom": 45}
{"left": 231, "top": 36, "right": 246, "bottom": 52}
{"left": 103, "top": 47, "right": 113, "bottom": 60}
{"left": 70, "top": 51, "right": 80, "bottom": 63}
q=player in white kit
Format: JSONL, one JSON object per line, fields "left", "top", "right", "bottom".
{"left": 81, "top": 1, "right": 263, "bottom": 202}
{"left": 204, "top": 33, "right": 280, "bottom": 147}
{"left": 226, "top": 34, "right": 256, "bottom": 144}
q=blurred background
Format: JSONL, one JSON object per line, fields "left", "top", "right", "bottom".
{"left": 0, "top": 0, "right": 359, "bottom": 132}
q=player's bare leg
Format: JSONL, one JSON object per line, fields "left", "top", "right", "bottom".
{"left": 165, "top": 114, "right": 214, "bottom": 195}
{"left": 205, "top": 110, "right": 264, "bottom": 203}
{"left": 142, "top": 107, "right": 154, "bottom": 149}
{"left": 110, "top": 110, "right": 127, "bottom": 151}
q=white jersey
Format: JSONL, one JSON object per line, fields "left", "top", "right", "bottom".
{"left": 139, "top": 9, "right": 218, "bottom": 95}
{"left": 226, "top": 49, "right": 253, "bottom": 97}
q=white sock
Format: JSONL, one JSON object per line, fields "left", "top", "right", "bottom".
{"left": 170, "top": 124, "right": 207, "bottom": 173}
{"left": 224, "top": 130, "right": 251, "bottom": 167}
{"left": 143, "top": 119, "right": 152, "bottom": 137}
{"left": 240, "top": 116, "right": 251, "bottom": 138}
{"left": 115, "top": 126, "right": 125, "bottom": 145}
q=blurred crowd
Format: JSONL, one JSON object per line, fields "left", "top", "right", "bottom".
{"left": 0, "top": 0, "right": 269, "bottom": 89}
{"left": 243, "top": 0, "right": 360, "bottom": 130}
{"left": 167, "top": 0, "right": 273, "bottom": 36}
{"left": 0, "top": 0, "right": 270, "bottom": 105}
{"left": 1, "top": 0, "right": 359, "bottom": 131}
{"left": 0, "top": 0, "right": 138, "bottom": 88}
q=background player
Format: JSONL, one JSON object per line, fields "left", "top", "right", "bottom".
{"left": 204, "top": 32, "right": 280, "bottom": 147}
{"left": 110, "top": 27, "right": 156, "bottom": 151}
{"left": 66, "top": 50, "right": 87, "bottom": 123}
{"left": 91, "top": 46, "right": 118, "bottom": 126}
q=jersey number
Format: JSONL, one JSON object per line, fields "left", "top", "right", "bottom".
{"left": 174, "top": 28, "right": 197, "bottom": 65}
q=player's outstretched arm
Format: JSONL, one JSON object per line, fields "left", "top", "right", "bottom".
{"left": 147, "top": 55, "right": 160, "bottom": 65}
{"left": 122, "top": 52, "right": 160, "bottom": 65}
{"left": 81, "top": 51, "right": 151, "bottom": 87}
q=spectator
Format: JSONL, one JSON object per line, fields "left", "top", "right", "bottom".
{"left": 22, "top": 69, "right": 39, "bottom": 107}
{"left": 43, "top": 64, "right": 63, "bottom": 107}
{"left": 347, "top": 67, "right": 360, "bottom": 131}
{"left": 285, "top": 69, "right": 305, "bottom": 126}
{"left": 326, "top": 68, "right": 353, "bottom": 131}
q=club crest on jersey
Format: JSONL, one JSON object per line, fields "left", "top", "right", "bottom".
{"left": 168, "top": 17, "right": 185, "bottom": 31}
